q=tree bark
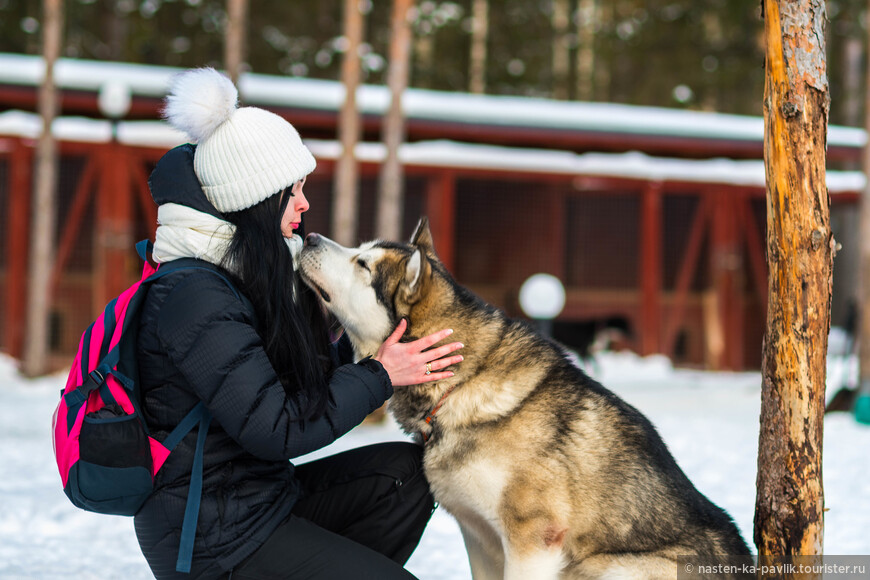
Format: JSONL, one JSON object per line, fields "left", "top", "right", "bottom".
{"left": 332, "top": 0, "right": 365, "bottom": 246}
{"left": 468, "top": 0, "right": 488, "bottom": 94}
{"left": 23, "top": 0, "right": 63, "bottom": 377}
{"left": 575, "top": 0, "right": 596, "bottom": 101}
{"left": 224, "top": 0, "right": 249, "bottom": 86}
{"left": 592, "top": 1, "right": 611, "bottom": 102}
{"left": 551, "top": 0, "right": 570, "bottom": 100}
{"left": 376, "top": 0, "right": 413, "bottom": 241}
{"left": 754, "top": 0, "right": 830, "bottom": 575}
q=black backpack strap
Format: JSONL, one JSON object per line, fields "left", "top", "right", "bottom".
{"left": 136, "top": 239, "right": 153, "bottom": 262}
{"left": 162, "top": 401, "right": 212, "bottom": 574}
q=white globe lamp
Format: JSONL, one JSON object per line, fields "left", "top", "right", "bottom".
{"left": 519, "top": 273, "right": 566, "bottom": 336}
{"left": 98, "top": 81, "right": 132, "bottom": 140}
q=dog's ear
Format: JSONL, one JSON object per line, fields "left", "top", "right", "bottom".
{"left": 410, "top": 217, "right": 436, "bottom": 256}
{"left": 402, "top": 247, "right": 430, "bottom": 304}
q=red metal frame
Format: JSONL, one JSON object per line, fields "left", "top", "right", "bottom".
{"left": 639, "top": 182, "right": 663, "bottom": 356}
{"left": 665, "top": 195, "right": 713, "bottom": 358}
{"left": 425, "top": 170, "right": 456, "bottom": 271}
{"left": 4, "top": 139, "right": 32, "bottom": 359}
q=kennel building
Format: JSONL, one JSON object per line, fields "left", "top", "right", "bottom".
{"left": 0, "top": 53, "right": 865, "bottom": 370}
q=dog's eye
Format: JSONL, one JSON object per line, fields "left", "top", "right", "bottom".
{"left": 356, "top": 258, "right": 370, "bottom": 272}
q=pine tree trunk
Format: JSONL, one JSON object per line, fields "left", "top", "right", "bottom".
{"left": 551, "top": 0, "right": 570, "bottom": 100}
{"left": 23, "top": 0, "right": 63, "bottom": 377}
{"left": 376, "top": 0, "right": 413, "bottom": 241}
{"left": 468, "top": 0, "right": 488, "bottom": 94}
{"left": 224, "top": 0, "right": 248, "bottom": 86}
{"left": 575, "top": 0, "right": 597, "bottom": 101}
{"left": 754, "top": 0, "right": 830, "bottom": 574}
{"left": 592, "top": 1, "right": 611, "bottom": 102}
{"left": 332, "top": 0, "right": 365, "bottom": 246}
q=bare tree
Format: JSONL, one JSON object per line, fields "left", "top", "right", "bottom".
{"left": 574, "top": 0, "right": 597, "bottom": 101}
{"left": 376, "top": 0, "right": 413, "bottom": 241}
{"left": 332, "top": 0, "right": 366, "bottom": 246}
{"left": 469, "top": 0, "right": 488, "bottom": 94}
{"left": 754, "top": 0, "right": 830, "bottom": 571}
{"left": 23, "top": 0, "right": 63, "bottom": 377}
{"left": 592, "top": 1, "right": 611, "bottom": 102}
{"left": 224, "top": 0, "right": 249, "bottom": 86}
{"left": 551, "top": 0, "right": 570, "bottom": 100}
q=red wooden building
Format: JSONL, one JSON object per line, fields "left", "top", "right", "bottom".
{"left": 0, "top": 53, "right": 865, "bottom": 369}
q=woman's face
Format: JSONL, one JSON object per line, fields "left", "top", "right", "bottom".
{"left": 280, "top": 178, "right": 309, "bottom": 238}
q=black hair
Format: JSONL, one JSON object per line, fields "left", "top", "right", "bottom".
{"left": 221, "top": 187, "right": 332, "bottom": 420}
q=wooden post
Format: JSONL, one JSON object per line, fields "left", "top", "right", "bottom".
{"left": 23, "top": 0, "right": 62, "bottom": 376}
{"left": 754, "top": 0, "right": 829, "bottom": 571}
{"left": 709, "top": 192, "right": 744, "bottom": 370}
{"left": 93, "top": 144, "right": 133, "bottom": 311}
{"left": 376, "top": 0, "right": 413, "bottom": 241}
{"left": 639, "top": 182, "right": 663, "bottom": 356}
{"left": 332, "top": 0, "right": 365, "bottom": 246}
{"left": 5, "top": 140, "right": 33, "bottom": 359}
{"left": 424, "top": 171, "right": 456, "bottom": 271}
{"left": 105, "top": 144, "right": 133, "bottom": 299}
{"left": 224, "top": 0, "right": 249, "bottom": 87}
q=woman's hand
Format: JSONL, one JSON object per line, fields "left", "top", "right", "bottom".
{"left": 373, "top": 319, "right": 464, "bottom": 387}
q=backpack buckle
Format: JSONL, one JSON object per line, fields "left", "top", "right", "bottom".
{"left": 63, "top": 368, "right": 107, "bottom": 408}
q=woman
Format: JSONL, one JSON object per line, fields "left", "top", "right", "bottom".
{"left": 134, "top": 68, "right": 463, "bottom": 579}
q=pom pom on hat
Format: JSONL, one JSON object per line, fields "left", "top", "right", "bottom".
{"left": 163, "top": 68, "right": 238, "bottom": 144}
{"left": 162, "top": 67, "right": 316, "bottom": 213}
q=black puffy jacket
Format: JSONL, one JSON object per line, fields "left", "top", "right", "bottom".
{"left": 133, "top": 144, "right": 393, "bottom": 579}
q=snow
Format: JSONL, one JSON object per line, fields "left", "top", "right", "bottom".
{"left": 2, "top": 348, "right": 868, "bottom": 579}
{"left": 304, "top": 139, "right": 866, "bottom": 193}
{"left": 1, "top": 109, "right": 863, "bottom": 193}
{"left": 0, "top": 52, "right": 865, "bottom": 149}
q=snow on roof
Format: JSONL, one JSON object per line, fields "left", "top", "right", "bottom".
{"left": 305, "top": 139, "right": 865, "bottom": 193}
{"left": 0, "top": 109, "right": 187, "bottom": 145}
{"left": 0, "top": 52, "right": 865, "bottom": 149}
{"left": 0, "top": 109, "right": 862, "bottom": 193}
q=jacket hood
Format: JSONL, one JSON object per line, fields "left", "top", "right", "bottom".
{"left": 148, "top": 143, "right": 224, "bottom": 219}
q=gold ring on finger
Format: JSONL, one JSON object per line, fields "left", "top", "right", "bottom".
{"left": 425, "top": 362, "right": 432, "bottom": 375}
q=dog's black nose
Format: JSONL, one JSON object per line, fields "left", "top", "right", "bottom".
{"left": 305, "top": 233, "right": 321, "bottom": 247}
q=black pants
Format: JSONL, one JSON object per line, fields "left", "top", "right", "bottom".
{"left": 227, "top": 442, "right": 435, "bottom": 579}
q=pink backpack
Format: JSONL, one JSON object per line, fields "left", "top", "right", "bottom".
{"left": 51, "top": 240, "right": 240, "bottom": 574}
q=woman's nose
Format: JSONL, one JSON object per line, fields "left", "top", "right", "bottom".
{"left": 296, "top": 190, "right": 310, "bottom": 213}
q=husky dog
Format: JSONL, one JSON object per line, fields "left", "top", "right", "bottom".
{"left": 298, "top": 219, "right": 752, "bottom": 580}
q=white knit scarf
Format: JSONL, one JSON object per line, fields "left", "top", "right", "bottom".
{"left": 152, "top": 203, "right": 303, "bottom": 273}
{"left": 152, "top": 203, "right": 236, "bottom": 268}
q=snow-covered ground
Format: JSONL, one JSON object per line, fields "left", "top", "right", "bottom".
{"left": 1, "top": 350, "right": 868, "bottom": 579}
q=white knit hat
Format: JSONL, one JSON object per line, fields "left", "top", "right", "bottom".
{"left": 162, "top": 67, "right": 316, "bottom": 213}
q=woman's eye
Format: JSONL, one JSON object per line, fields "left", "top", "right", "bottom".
{"left": 356, "top": 259, "right": 370, "bottom": 271}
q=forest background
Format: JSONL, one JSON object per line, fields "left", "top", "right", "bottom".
{"left": 1, "top": 0, "right": 866, "bottom": 131}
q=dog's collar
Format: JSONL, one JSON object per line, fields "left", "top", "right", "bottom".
{"left": 421, "top": 385, "right": 457, "bottom": 444}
